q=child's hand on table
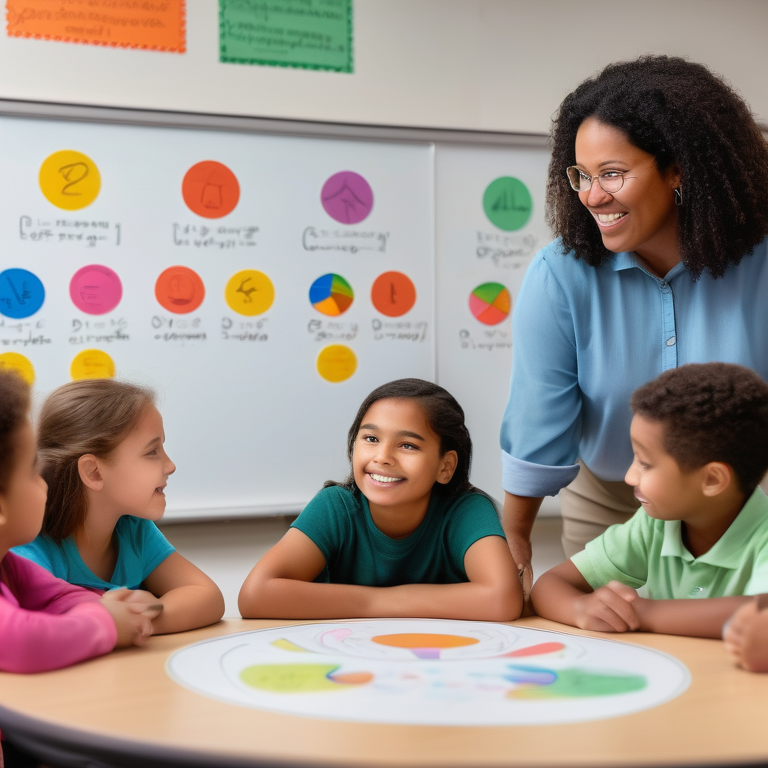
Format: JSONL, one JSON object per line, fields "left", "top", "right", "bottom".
{"left": 100, "top": 589, "right": 163, "bottom": 647}
{"left": 724, "top": 596, "right": 768, "bottom": 673}
{"left": 573, "top": 580, "right": 641, "bottom": 632}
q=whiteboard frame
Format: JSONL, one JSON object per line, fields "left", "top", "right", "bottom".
{"left": 0, "top": 99, "right": 548, "bottom": 523}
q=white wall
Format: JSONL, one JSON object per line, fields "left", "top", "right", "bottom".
{"left": 1, "top": 0, "right": 767, "bottom": 133}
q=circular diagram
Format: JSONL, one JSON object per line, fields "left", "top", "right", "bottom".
{"left": 309, "top": 273, "right": 354, "bottom": 316}
{"left": 0, "top": 353, "right": 35, "bottom": 384}
{"left": 70, "top": 349, "right": 115, "bottom": 380}
{"left": 182, "top": 161, "right": 240, "bottom": 219}
{"left": 70, "top": 265, "right": 123, "bottom": 315}
{"left": 371, "top": 272, "right": 416, "bottom": 317}
{"left": 317, "top": 345, "right": 357, "bottom": 383}
{"left": 0, "top": 269, "right": 45, "bottom": 319}
{"left": 321, "top": 171, "right": 374, "bottom": 224}
{"left": 155, "top": 266, "right": 205, "bottom": 314}
{"left": 483, "top": 176, "right": 532, "bottom": 231}
{"left": 470, "top": 282, "right": 511, "bottom": 325}
{"left": 167, "top": 620, "right": 690, "bottom": 726}
{"left": 225, "top": 270, "right": 274, "bottom": 316}
{"left": 39, "top": 150, "right": 101, "bottom": 211}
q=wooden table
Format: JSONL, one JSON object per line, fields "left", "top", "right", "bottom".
{"left": 0, "top": 617, "right": 767, "bottom": 768}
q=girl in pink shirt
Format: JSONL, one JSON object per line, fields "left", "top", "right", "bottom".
{"left": 0, "top": 370, "right": 157, "bottom": 765}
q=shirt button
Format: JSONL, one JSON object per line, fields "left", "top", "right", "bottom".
{"left": 689, "top": 586, "right": 704, "bottom": 596}
{"left": 659, "top": 280, "right": 667, "bottom": 288}
{"left": 666, "top": 336, "right": 676, "bottom": 346}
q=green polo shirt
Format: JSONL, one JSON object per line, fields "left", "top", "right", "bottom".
{"left": 572, "top": 487, "right": 768, "bottom": 599}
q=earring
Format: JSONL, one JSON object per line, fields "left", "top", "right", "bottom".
{"left": 674, "top": 186, "right": 683, "bottom": 206}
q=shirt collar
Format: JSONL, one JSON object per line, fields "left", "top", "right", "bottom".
{"left": 610, "top": 252, "right": 687, "bottom": 282}
{"left": 660, "top": 488, "right": 768, "bottom": 567}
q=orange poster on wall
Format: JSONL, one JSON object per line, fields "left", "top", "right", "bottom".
{"left": 6, "top": 0, "right": 186, "bottom": 52}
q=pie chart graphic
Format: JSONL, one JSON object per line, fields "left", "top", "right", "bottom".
{"left": 469, "top": 283, "right": 511, "bottom": 325}
{"left": 309, "top": 273, "right": 354, "bottom": 316}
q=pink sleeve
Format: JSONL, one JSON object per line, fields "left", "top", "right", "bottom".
{"left": 0, "top": 553, "right": 118, "bottom": 673}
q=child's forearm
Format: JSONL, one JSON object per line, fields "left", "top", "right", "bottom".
{"left": 530, "top": 570, "right": 589, "bottom": 625}
{"left": 152, "top": 585, "right": 225, "bottom": 634}
{"left": 635, "top": 595, "right": 753, "bottom": 638}
{"left": 239, "top": 578, "right": 520, "bottom": 621}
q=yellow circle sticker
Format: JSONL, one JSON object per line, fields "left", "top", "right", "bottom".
{"left": 225, "top": 270, "right": 275, "bottom": 316}
{"left": 39, "top": 150, "right": 101, "bottom": 210}
{"left": 317, "top": 344, "right": 357, "bottom": 383}
{"left": 0, "top": 352, "right": 35, "bottom": 384}
{"left": 70, "top": 349, "right": 115, "bottom": 380}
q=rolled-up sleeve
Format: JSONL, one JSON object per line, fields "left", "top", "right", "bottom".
{"left": 500, "top": 245, "right": 582, "bottom": 496}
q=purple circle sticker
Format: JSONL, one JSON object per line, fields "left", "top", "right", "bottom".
{"left": 69, "top": 265, "right": 123, "bottom": 315}
{"left": 321, "top": 171, "right": 374, "bottom": 225}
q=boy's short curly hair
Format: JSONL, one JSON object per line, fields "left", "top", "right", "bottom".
{"left": 547, "top": 55, "right": 768, "bottom": 279}
{"left": 630, "top": 363, "right": 768, "bottom": 495}
{"left": 0, "top": 369, "right": 31, "bottom": 493}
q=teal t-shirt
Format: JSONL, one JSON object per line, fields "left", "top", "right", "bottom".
{"left": 572, "top": 487, "right": 768, "bottom": 599}
{"left": 12, "top": 515, "right": 175, "bottom": 591}
{"left": 291, "top": 486, "right": 505, "bottom": 586}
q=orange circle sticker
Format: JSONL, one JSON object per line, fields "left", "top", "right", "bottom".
{"left": 182, "top": 161, "right": 240, "bottom": 219}
{"left": 371, "top": 271, "right": 417, "bottom": 317}
{"left": 155, "top": 266, "right": 205, "bottom": 314}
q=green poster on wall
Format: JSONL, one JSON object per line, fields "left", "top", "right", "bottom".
{"left": 220, "top": 0, "right": 353, "bottom": 73}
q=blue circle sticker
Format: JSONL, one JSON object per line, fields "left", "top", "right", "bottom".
{"left": 0, "top": 269, "right": 46, "bottom": 319}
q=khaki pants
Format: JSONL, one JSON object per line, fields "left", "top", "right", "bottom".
{"left": 559, "top": 461, "right": 638, "bottom": 558}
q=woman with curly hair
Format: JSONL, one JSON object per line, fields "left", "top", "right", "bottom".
{"left": 500, "top": 55, "right": 768, "bottom": 595}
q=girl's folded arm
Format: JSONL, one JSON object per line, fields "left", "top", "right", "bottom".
{"left": 239, "top": 531, "right": 522, "bottom": 621}
{"left": 141, "top": 551, "right": 224, "bottom": 633}
{"left": 367, "top": 535, "right": 522, "bottom": 621}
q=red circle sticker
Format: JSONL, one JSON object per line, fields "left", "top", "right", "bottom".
{"left": 155, "top": 266, "right": 205, "bottom": 314}
{"left": 371, "top": 271, "right": 417, "bottom": 317}
{"left": 182, "top": 161, "right": 240, "bottom": 219}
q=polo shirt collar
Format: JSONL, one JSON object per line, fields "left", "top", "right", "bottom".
{"left": 610, "top": 252, "right": 687, "bottom": 281}
{"left": 660, "top": 488, "right": 768, "bottom": 567}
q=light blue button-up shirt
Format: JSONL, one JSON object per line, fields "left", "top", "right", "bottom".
{"left": 501, "top": 237, "right": 768, "bottom": 497}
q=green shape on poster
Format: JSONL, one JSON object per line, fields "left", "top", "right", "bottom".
{"left": 509, "top": 668, "right": 647, "bottom": 699}
{"left": 483, "top": 177, "right": 532, "bottom": 231}
{"left": 241, "top": 663, "right": 342, "bottom": 693}
{"left": 220, "top": 0, "right": 353, "bottom": 73}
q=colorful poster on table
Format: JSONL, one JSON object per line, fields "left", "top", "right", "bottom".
{"left": 5, "top": 0, "right": 186, "bottom": 52}
{"left": 219, "top": 0, "right": 352, "bottom": 72}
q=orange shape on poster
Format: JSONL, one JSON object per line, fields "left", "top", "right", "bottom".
{"left": 371, "top": 271, "right": 417, "bottom": 317}
{"left": 5, "top": 0, "right": 186, "bottom": 52}
{"left": 155, "top": 266, "right": 205, "bottom": 314}
{"left": 182, "top": 161, "right": 240, "bottom": 219}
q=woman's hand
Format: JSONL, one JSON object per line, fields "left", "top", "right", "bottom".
{"left": 502, "top": 492, "right": 543, "bottom": 603}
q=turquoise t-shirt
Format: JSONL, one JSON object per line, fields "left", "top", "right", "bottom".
{"left": 572, "top": 487, "right": 768, "bottom": 599}
{"left": 291, "top": 485, "right": 505, "bottom": 586}
{"left": 12, "top": 515, "right": 175, "bottom": 591}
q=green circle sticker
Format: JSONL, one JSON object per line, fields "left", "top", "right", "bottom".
{"left": 483, "top": 177, "right": 532, "bottom": 231}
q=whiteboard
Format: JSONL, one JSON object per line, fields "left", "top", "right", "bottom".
{"left": 0, "top": 103, "right": 549, "bottom": 520}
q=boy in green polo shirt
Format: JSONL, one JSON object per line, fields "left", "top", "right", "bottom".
{"left": 531, "top": 362, "right": 768, "bottom": 638}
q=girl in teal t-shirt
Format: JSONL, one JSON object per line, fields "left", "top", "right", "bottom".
{"left": 239, "top": 378, "right": 522, "bottom": 620}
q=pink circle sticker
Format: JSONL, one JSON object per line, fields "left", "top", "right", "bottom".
{"left": 69, "top": 265, "right": 123, "bottom": 315}
{"left": 321, "top": 171, "right": 374, "bottom": 224}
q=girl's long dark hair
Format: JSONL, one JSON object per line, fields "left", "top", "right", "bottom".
{"left": 326, "top": 378, "right": 481, "bottom": 507}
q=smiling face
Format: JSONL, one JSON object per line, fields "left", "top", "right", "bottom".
{"left": 574, "top": 117, "right": 681, "bottom": 272}
{"left": 97, "top": 405, "right": 176, "bottom": 522}
{"left": 624, "top": 415, "right": 705, "bottom": 522}
{"left": 0, "top": 419, "right": 48, "bottom": 554}
{"left": 352, "top": 398, "right": 457, "bottom": 532}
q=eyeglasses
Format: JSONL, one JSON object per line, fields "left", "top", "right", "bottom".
{"left": 565, "top": 166, "right": 636, "bottom": 194}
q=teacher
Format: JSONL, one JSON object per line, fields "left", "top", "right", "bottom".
{"left": 500, "top": 55, "right": 768, "bottom": 591}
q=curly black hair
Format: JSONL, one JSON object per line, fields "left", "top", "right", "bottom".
{"left": 631, "top": 363, "right": 768, "bottom": 495}
{"left": 547, "top": 55, "right": 768, "bottom": 278}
